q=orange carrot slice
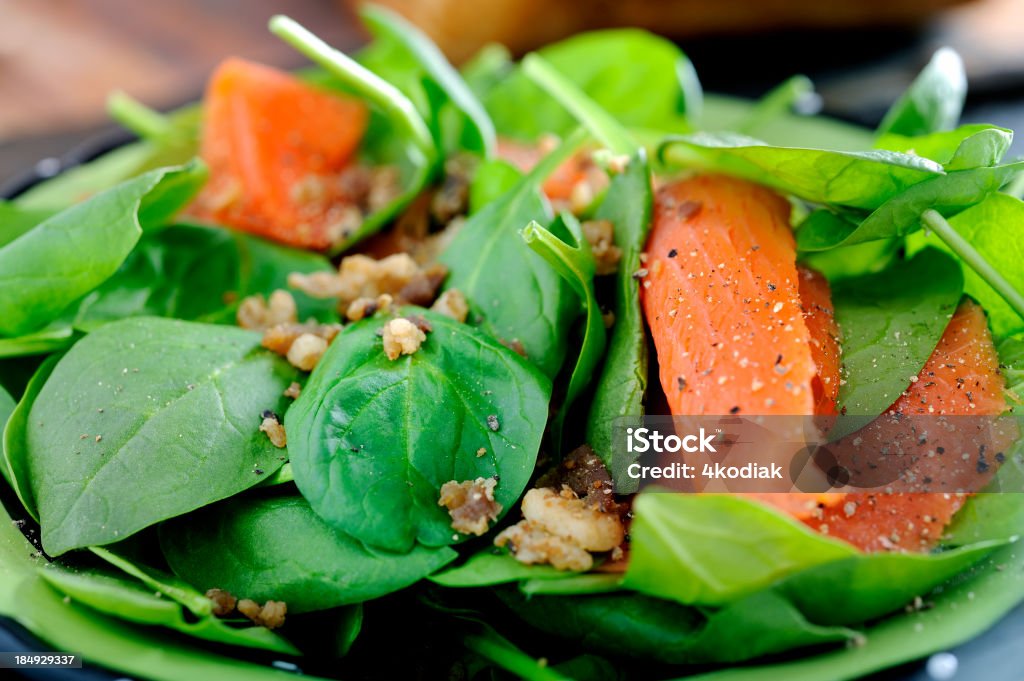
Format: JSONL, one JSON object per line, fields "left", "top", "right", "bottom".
{"left": 190, "top": 58, "right": 369, "bottom": 250}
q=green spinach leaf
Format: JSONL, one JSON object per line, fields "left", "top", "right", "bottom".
{"left": 2, "top": 353, "right": 60, "bottom": 520}
{"left": 73, "top": 222, "right": 337, "bottom": 328}
{"left": 26, "top": 317, "right": 300, "bottom": 555}
{"left": 661, "top": 132, "right": 944, "bottom": 211}
{"left": 359, "top": 5, "right": 495, "bottom": 157}
{"left": 908, "top": 193, "right": 1024, "bottom": 338}
{"left": 622, "top": 493, "right": 856, "bottom": 605}
{"left": 439, "top": 133, "right": 583, "bottom": 378}
{"left": 522, "top": 214, "right": 605, "bottom": 448}
{"left": 585, "top": 153, "right": 652, "bottom": 472}
{"left": 484, "top": 29, "right": 697, "bottom": 140}
{"left": 38, "top": 558, "right": 298, "bottom": 654}
{"left": 0, "top": 162, "right": 205, "bottom": 337}
{"left": 286, "top": 308, "right": 551, "bottom": 552}
{"left": 679, "top": 541, "right": 1024, "bottom": 681}
{"left": 875, "top": 124, "right": 1012, "bottom": 168}
{"left": 160, "top": 495, "right": 456, "bottom": 612}
{"left": 876, "top": 48, "right": 966, "bottom": 138}
{"left": 0, "top": 326, "right": 77, "bottom": 359}
{"left": 830, "top": 249, "right": 964, "bottom": 428}
{"left": 796, "top": 161, "right": 1024, "bottom": 251}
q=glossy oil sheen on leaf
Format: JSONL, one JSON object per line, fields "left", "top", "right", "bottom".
{"left": 160, "top": 495, "right": 457, "bottom": 612}
{"left": 286, "top": 308, "right": 550, "bottom": 552}
{"left": 830, "top": 248, "right": 963, "bottom": 425}
{"left": 622, "top": 493, "right": 856, "bottom": 605}
{"left": 26, "top": 317, "right": 299, "bottom": 555}
{"left": 0, "top": 163, "right": 205, "bottom": 337}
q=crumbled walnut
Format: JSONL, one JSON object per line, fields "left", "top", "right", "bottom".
{"left": 286, "top": 333, "right": 328, "bottom": 371}
{"left": 237, "top": 599, "right": 287, "bottom": 629}
{"left": 288, "top": 253, "right": 429, "bottom": 310}
{"left": 205, "top": 588, "right": 237, "bottom": 617}
{"left": 494, "top": 484, "right": 624, "bottom": 572}
{"left": 430, "top": 155, "right": 476, "bottom": 223}
{"left": 431, "top": 289, "right": 469, "bottom": 323}
{"left": 237, "top": 290, "right": 298, "bottom": 330}
{"left": 397, "top": 263, "right": 448, "bottom": 307}
{"left": 367, "top": 166, "right": 402, "bottom": 212}
{"left": 346, "top": 294, "right": 394, "bottom": 322}
{"left": 259, "top": 412, "right": 287, "bottom": 448}
{"left": 582, "top": 220, "right": 622, "bottom": 275}
{"left": 382, "top": 318, "right": 426, "bottom": 360}
{"left": 495, "top": 521, "right": 594, "bottom": 571}
{"left": 438, "top": 477, "right": 503, "bottom": 536}
{"left": 261, "top": 321, "right": 342, "bottom": 356}
{"left": 522, "top": 487, "right": 623, "bottom": 551}
{"left": 535, "top": 445, "right": 621, "bottom": 514}
{"left": 283, "top": 382, "right": 302, "bottom": 400}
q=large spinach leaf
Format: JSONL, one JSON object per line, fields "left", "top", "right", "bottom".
{"left": 498, "top": 588, "right": 854, "bottom": 665}
{"left": 38, "top": 557, "right": 298, "bottom": 654}
{"left": 521, "top": 214, "right": 604, "bottom": 449}
{"left": 438, "top": 134, "right": 582, "bottom": 378}
{"left": 26, "top": 317, "right": 300, "bottom": 556}
{"left": 796, "top": 161, "right": 1024, "bottom": 251}
{"left": 359, "top": 5, "right": 495, "bottom": 157}
{"left": 484, "top": 29, "right": 697, "bottom": 140}
{"left": 0, "top": 162, "right": 205, "bottom": 337}
{"left": 586, "top": 154, "right": 652, "bottom": 471}
{"left": 160, "top": 495, "right": 456, "bottom": 612}
{"left": 908, "top": 193, "right": 1024, "bottom": 338}
{"left": 2, "top": 353, "right": 60, "bottom": 519}
{"left": 679, "top": 541, "right": 1024, "bottom": 681}
{"left": 876, "top": 47, "right": 966, "bottom": 138}
{"left": 660, "top": 132, "right": 943, "bottom": 210}
{"left": 73, "top": 222, "right": 337, "bottom": 327}
{"left": 0, "top": 501, "right": 326, "bottom": 681}
{"left": 622, "top": 493, "right": 856, "bottom": 605}
{"left": 286, "top": 308, "right": 551, "bottom": 552}
{"left": 830, "top": 249, "right": 963, "bottom": 428}
{"left": 875, "top": 124, "right": 1012, "bottom": 168}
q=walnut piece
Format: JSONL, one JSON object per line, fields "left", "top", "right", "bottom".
{"left": 288, "top": 253, "right": 447, "bottom": 311}
{"left": 237, "top": 290, "right": 298, "bottom": 330}
{"left": 582, "top": 219, "right": 622, "bottom": 275}
{"left": 431, "top": 289, "right": 469, "bottom": 323}
{"left": 261, "top": 321, "right": 342, "bottom": 371}
{"left": 382, "top": 318, "right": 426, "bottom": 360}
{"left": 495, "top": 520, "right": 594, "bottom": 571}
{"left": 439, "top": 477, "right": 503, "bottom": 536}
{"left": 205, "top": 588, "right": 237, "bottom": 617}
{"left": 286, "top": 333, "right": 328, "bottom": 372}
{"left": 259, "top": 414, "right": 287, "bottom": 448}
{"left": 237, "top": 599, "right": 287, "bottom": 629}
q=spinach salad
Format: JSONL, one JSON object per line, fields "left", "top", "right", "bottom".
{"left": 2, "top": 7, "right": 1024, "bottom": 681}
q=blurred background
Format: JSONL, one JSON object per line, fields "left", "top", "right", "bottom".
{"left": 3, "top": 0, "right": 1024, "bottom": 188}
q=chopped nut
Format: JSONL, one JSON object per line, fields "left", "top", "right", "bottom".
{"left": 236, "top": 290, "right": 298, "bottom": 330}
{"left": 430, "top": 154, "right": 475, "bottom": 223}
{"left": 495, "top": 521, "right": 594, "bottom": 571}
{"left": 438, "top": 477, "right": 503, "bottom": 536}
{"left": 286, "top": 333, "right": 328, "bottom": 371}
{"left": 345, "top": 294, "right": 393, "bottom": 322}
{"left": 582, "top": 220, "right": 622, "bottom": 275}
{"left": 431, "top": 289, "right": 469, "bottom": 323}
{"left": 397, "top": 263, "right": 448, "bottom": 307}
{"left": 521, "top": 487, "right": 624, "bottom": 551}
{"left": 259, "top": 414, "right": 287, "bottom": 448}
{"left": 261, "top": 321, "right": 342, "bottom": 357}
{"left": 205, "top": 588, "right": 237, "bottom": 617}
{"left": 288, "top": 253, "right": 430, "bottom": 310}
{"left": 237, "top": 599, "right": 287, "bottom": 629}
{"left": 283, "top": 382, "right": 302, "bottom": 400}
{"left": 367, "top": 166, "right": 402, "bottom": 212}
{"left": 382, "top": 318, "right": 426, "bottom": 360}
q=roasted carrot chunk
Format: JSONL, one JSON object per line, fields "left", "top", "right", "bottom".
{"left": 190, "top": 58, "right": 369, "bottom": 250}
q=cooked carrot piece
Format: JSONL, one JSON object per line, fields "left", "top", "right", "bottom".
{"left": 640, "top": 174, "right": 822, "bottom": 416}
{"left": 190, "top": 57, "right": 369, "bottom": 250}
